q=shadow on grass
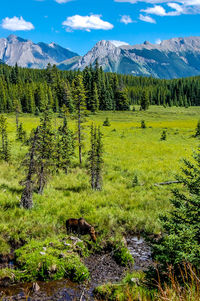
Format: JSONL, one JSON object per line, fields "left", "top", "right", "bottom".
{"left": 55, "top": 184, "right": 88, "bottom": 193}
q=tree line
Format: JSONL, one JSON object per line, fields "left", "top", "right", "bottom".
{"left": 0, "top": 61, "right": 200, "bottom": 114}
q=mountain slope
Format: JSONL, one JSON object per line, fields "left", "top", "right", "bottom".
{"left": 0, "top": 35, "right": 78, "bottom": 69}
{"left": 66, "top": 37, "right": 200, "bottom": 79}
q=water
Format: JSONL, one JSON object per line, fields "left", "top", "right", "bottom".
{"left": 0, "top": 236, "right": 153, "bottom": 300}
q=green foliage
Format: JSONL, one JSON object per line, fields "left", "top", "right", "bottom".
{"left": 88, "top": 124, "right": 104, "bottom": 190}
{"left": 15, "top": 237, "right": 90, "bottom": 282}
{"left": 113, "top": 243, "right": 134, "bottom": 267}
{"left": 0, "top": 115, "right": 10, "bottom": 162}
{"left": 55, "top": 116, "right": 75, "bottom": 173}
{"left": 16, "top": 122, "right": 27, "bottom": 143}
{"left": 151, "top": 146, "right": 200, "bottom": 276}
{"left": 72, "top": 74, "right": 87, "bottom": 164}
{"left": 94, "top": 272, "right": 153, "bottom": 301}
{"left": 103, "top": 117, "right": 111, "bottom": 126}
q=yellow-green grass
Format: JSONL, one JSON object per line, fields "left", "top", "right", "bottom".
{"left": 0, "top": 106, "right": 199, "bottom": 255}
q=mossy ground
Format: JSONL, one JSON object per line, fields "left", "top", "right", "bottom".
{"left": 0, "top": 106, "right": 199, "bottom": 283}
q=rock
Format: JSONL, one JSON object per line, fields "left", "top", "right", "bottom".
{"left": 131, "top": 278, "right": 139, "bottom": 285}
{"left": 32, "top": 282, "right": 40, "bottom": 292}
{"left": 69, "top": 236, "right": 82, "bottom": 243}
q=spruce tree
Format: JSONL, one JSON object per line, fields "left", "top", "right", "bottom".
{"left": 95, "top": 127, "right": 103, "bottom": 190}
{"left": 140, "top": 89, "right": 150, "bottom": 111}
{"left": 56, "top": 116, "right": 75, "bottom": 174}
{"left": 88, "top": 124, "right": 97, "bottom": 189}
{"left": 0, "top": 115, "right": 10, "bottom": 162}
{"left": 88, "top": 125, "right": 103, "bottom": 190}
{"left": 152, "top": 146, "right": 200, "bottom": 275}
{"left": 72, "top": 75, "right": 87, "bottom": 164}
{"left": 20, "top": 127, "right": 39, "bottom": 209}
{"left": 35, "top": 107, "right": 55, "bottom": 194}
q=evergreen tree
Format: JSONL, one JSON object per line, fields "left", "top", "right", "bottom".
{"left": 140, "top": 89, "right": 150, "bottom": 111}
{"left": 95, "top": 127, "right": 103, "bottom": 190}
{"left": 20, "top": 127, "right": 39, "bottom": 209}
{"left": 0, "top": 115, "right": 10, "bottom": 162}
{"left": 152, "top": 146, "right": 200, "bottom": 276}
{"left": 88, "top": 125, "right": 103, "bottom": 190}
{"left": 35, "top": 107, "right": 55, "bottom": 194}
{"left": 56, "top": 116, "right": 75, "bottom": 174}
{"left": 16, "top": 122, "right": 27, "bottom": 143}
{"left": 72, "top": 75, "right": 87, "bottom": 164}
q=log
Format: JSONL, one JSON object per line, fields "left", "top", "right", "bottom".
{"left": 154, "top": 180, "right": 182, "bottom": 187}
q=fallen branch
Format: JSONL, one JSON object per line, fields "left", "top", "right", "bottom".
{"left": 154, "top": 180, "right": 182, "bottom": 187}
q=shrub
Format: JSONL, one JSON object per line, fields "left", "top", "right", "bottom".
{"left": 141, "top": 120, "right": 146, "bottom": 129}
{"left": 103, "top": 117, "right": 111, "bottom": 127}
{"left": 160, "top": 130, "right": 167, "bottom": 141}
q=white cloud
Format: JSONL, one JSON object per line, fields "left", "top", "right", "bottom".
{"left": 139, "top": 14, "right": 156, "bottom": 22}
{"left": 55, "top": 0, "right": 73, "bottom": 3}
{"left": 141, "top": 5, "right": 166, "bottom": 15}
{"left": 120, "top": 15, "right": 133, "bottom": 24}
{"left": 62, "top": 15, "right": 114, "bottom": 31}
{"left": 115, "top": 0, "right": 200, "bottom": 21}
{"left": 110, "top": 40, "right": 130, "bottom": 46}
{"left": 1, "top": 16, "right": 34, "bottom": 31}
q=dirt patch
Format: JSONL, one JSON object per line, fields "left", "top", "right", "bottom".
{"left": 0, "top": 236, "right": 153, "bottom": 301}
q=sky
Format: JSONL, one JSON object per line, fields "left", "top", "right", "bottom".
{"left": 0, "top": 0, "right": 200, "bottom": 55}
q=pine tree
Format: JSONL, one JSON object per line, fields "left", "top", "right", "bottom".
{"left": 88, "top": 125, "right": 103, "bottom": 190}
{"left": 88, "top": 124, "right": 97, "bottom": 189}
{"left": 20, "top": 127, "right": 39, "bottom": 209}
{"left": 13, "top": 99, "right": 21, "bottom": 130}
{"left": 152, "top": 146, "right": 200, "bottom": 275}
{"left": 0, "top": 115, "right": 10, "bottom": 162}
{"left": 16, "top": 122, "right": 27, "bottom": 143}
{"left": 35, "top": 107, "right": 55, "bottom": 194}
{"left": 140, "top": 89, "right": 150, "bottom": 111}
{"left": 56, "top": 116, "right": 75, "bottom": 174}
{"left": 72, "top": 75, "right": 87, "bottom": 164}
{"left": 95, "top": 127, "right": 103, "bottom": 190}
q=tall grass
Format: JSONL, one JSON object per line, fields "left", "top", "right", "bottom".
{"left": 0, "top": 106, "right": 199, "bottom": 255}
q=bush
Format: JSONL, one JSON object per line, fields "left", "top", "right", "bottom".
{"left": 160, "top": 130, "right": 167, "bottom": 141}
{"left": 103, "top": 117, "right": 111, "bottom": 127}
{"left": 141, "top": 120, "right": 146, "bottom": 129}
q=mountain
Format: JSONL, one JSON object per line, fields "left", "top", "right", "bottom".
{"left": 1, "top": 35, "right": 200, "bottom": 79}
{"left": 0, "top": 35, "right": 78, "bottom": 69}
{"left": 64, "top": 37, "right": 200, "bottom": 79}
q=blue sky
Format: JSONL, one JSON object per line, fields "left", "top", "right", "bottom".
{"left": 0, "top": 0, "right": 200, "bottom": 55}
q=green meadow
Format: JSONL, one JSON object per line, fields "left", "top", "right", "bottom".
{"left": 0, "top": 106, "right": 199, "bottom": 256}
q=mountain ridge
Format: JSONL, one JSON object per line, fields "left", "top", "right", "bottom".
{"left": 1, "top": 35, "right": 200, "bottom": 79}
{"left": 0, "top": 34, "right": 78, "bottom": 69}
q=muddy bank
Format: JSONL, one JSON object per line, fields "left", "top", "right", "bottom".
{"left": 0, "top": 236, "right": 153, "bottom": 301}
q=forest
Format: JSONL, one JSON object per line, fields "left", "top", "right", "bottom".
{"left": 0, "top": 61, "right": 200, "bottom": 115}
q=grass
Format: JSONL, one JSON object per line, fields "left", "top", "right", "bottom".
{"left": 0, "top": 106, "right": 199, "bottom": 258}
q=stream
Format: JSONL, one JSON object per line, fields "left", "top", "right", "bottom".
{"left": 0, "top": 236, "right": 152, "bottom": 300}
